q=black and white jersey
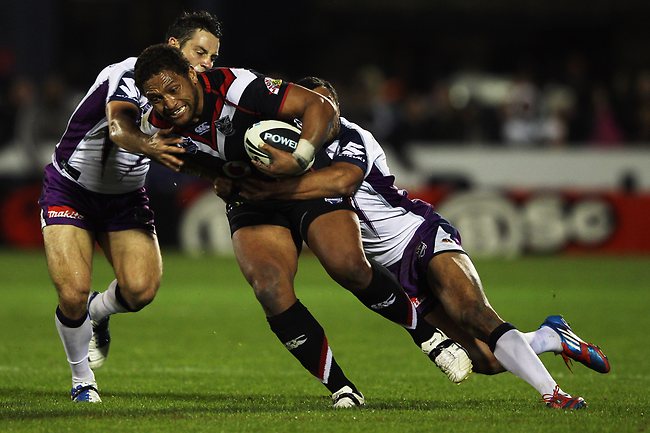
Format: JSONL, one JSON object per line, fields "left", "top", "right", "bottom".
{"left": 147, "top": 67, "right": 291, "bottom": 177}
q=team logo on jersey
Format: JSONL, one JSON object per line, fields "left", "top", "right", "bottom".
{"left": 47, "top": 206, "right": 84, "bottom": 220}
{"left": 214, "top": 116, "right": 234, "bottom": 136}
{"left": 194, "top": 121, "right": 211, "bottom": 135}
{"left": 416, "top": 241, "right": 427, "bottom": 258}
{"left": 284, "top": 334, "right": 308, "bottom": 350}
{"left": 370, "top": 293, "right": 396, "bottom": 310}
{"left": 117, "top": 77, "right": 139, "bottom": 100}
{"left": 264, "top": 77, "right": 282, "bottom": 95}
{"left": 179, "top": 137, "right": 198, "bottom": 154}
{"left": 339, "top": 141, "right": 366, "bottom": 162}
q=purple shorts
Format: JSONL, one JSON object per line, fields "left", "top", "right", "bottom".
{"left": 39, "top": 164, "right": 155, "bottom": 234}
{"left": 386, "top": 212, "right": 465, "bottom": 316}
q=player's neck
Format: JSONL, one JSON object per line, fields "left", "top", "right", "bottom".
{"left": 192, "top": 84, "right": 204, "bottom": 124}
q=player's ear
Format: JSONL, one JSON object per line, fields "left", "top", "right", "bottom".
{"left": 167, "top": 37, "right": 180, "bottom": 48}
{"left": 188, "top": 67, "right": 198, "bottom": 84}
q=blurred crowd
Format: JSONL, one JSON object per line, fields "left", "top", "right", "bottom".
{"left": 1, "top": 51, "right": 650, "bottom": 177}
{"left": 338, "top": 54, "right": 650, "bottom": 156}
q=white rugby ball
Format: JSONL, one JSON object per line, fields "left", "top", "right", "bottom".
{"left": 244, "top": 119, "right": 314, "bottom": 170}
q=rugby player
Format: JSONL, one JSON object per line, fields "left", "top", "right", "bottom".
{"left": 38, "top": 11, "right": 222, "bottom": 403}
{"left": 134, "top": 44, "right": 473, "bottom": 408}
{"left": 231, "top": 76, "right": 611, "bottom": 410}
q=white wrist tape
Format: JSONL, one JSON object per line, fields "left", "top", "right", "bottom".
{"left": 292, "top": 138, "right": 316, "bottom": 169}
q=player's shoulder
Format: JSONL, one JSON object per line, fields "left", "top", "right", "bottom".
{"left": 93, "top": 57, "right": 136, "bottom": 87}
{"left": 339, "top": 117, "right": 370, "bottom": 145}
{"left": 99, "top": 57, "right": 136, "bottom": 77}
{"left": 337, "top": 117, "right": 385, "bottom": 161}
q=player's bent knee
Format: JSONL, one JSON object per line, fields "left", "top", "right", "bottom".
{"left": 249, "top": 272, "right": 293, "bottom": 312}
{"left": 118, "top": 279, "right": 160, "bottom": 311}
{"left": 327, "top": 257, "right": 372, "bottom": 291}
{"left": 126, "top": 290, "right": 156, "bottom": 311}
{"left": 57, "top": 285, "right": 91, "bottom": 309}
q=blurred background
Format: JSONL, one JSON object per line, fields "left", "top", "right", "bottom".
{"left": 1, "top": 0, "right": 649, "bottom": 257}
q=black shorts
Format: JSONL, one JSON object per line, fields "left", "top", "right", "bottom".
{"left": 226, "top": 197, "right": 353, "bottom": 251}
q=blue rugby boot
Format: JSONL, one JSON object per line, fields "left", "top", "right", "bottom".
{"left": 541, "top": 315, "right": 610, "bottom": 373}
{"left": 71, "top": 382, "right": 101, "bottom": 403}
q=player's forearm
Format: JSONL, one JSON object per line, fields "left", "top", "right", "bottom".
{"left": 273, "top": 166, "right": 360, "bottom": 200}
{"left": 108, "top": 117, "right": 154, "bottom": 154}
{"left": 280, "top": 84, "right": 339, "bottom": 166}
{"left": 298, "top": 99, "right": 338, "bottom": 150}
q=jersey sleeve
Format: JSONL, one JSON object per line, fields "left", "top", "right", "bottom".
{"left": 234, "top": 70, "right": 291, "bottom": 117}
{"left": 139, "top": 107, "right": 161, "bottom": 136}
{"left": 106, "top": 68, "right": 142, "bottom": 111}
{"left": 331, "top": 127, "right": 369, "bottom": 173}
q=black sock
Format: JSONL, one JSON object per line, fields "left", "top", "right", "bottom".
{"left": 267, "top": 300, "right": 356, "bottom": 394}
{"left": 353, "top": 260, "right": 440, "bottom": 346}
{"left": 55, "top": 306, "right": 87, "bottom": 327}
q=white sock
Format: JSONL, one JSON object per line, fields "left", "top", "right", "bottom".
{"left": 493, "top": 328, "right": 560, "bottom": 396}
{"left": 55, "top": 312, "right": 95, "bottom": 385}
{"left": 88, "top": 279, "right": 128, "bottom": 322}
{"left": 523, "top": 326, "right": 562, "bottom": 354}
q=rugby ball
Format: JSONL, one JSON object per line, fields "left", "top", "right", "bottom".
{"left": 244, "top": 119, "right": 314, "bottom": 170}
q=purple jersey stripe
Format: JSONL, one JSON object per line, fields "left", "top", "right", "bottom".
{"left": 54, "top": 80, "right": 109, "bottom": 162}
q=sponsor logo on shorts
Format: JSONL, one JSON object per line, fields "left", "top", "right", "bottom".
{"left": 324, "top": 197, "right": 343, "bottom": 204}
{"left": 284, "top": 334, "right": 308, "bottom": 350}
{"left": 371, "top": 293, "right": 396, "bottom": 310}
{"left": 47, "top": 206, "right": 84, "bottom": 220}
{"left": 264, "top": 77, "right": 282, "bottom": 95}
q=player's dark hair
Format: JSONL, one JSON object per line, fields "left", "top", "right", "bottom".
{"left": 296, "top": 76, "right": 339, "bottom": 108}
{"left": 165, "top": 11, "right": 223, "bottom": 45}
{"left": 134, "top": 44, "right": 191, "bottom": 91}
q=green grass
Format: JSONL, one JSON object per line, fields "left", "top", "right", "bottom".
{"left": 1, "top": 250, "right": 649, "bottom": 432}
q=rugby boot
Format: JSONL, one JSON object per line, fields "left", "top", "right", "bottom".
{"left": 542, "top": 385, "right": 586, "bottom": 410}
{"left": 540, "top": 315, "right": 610, "bottom": 373}
{"left": 422, "top": 330, "right": 473, "bottom": 383}
{"left": 332, "top": 386, "right": 365, "bottom": 408}
{"left": 71, "top": 382, "right": 101, "bottom": 403}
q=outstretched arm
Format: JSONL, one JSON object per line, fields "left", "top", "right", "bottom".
{"left": 106, "top": 100, "right": 186, "bottom": 172}
{"left": 237, "top": 159, "right": 364, "bottom": 201}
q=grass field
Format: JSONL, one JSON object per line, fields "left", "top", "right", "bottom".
{"left": 0, "top": 250, "right": 648, "bottom": 433}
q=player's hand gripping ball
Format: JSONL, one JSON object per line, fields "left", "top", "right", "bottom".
{"left": 244, "top": 120, "right": 314, "bottom": 170}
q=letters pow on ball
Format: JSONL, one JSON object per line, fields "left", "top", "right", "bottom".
{"left": 244, "top": 120, "right": 314, "bottom": 170}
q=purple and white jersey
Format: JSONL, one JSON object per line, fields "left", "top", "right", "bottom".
{"left": 317, "top": 117, "right": 432, "bottom": 266}
{"left": 50, "top": 57, "right": 150, "bottom": 194}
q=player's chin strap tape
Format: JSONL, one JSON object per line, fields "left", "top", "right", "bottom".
{"left": 292, "top": 139, "right": 316, "bottom": 170}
